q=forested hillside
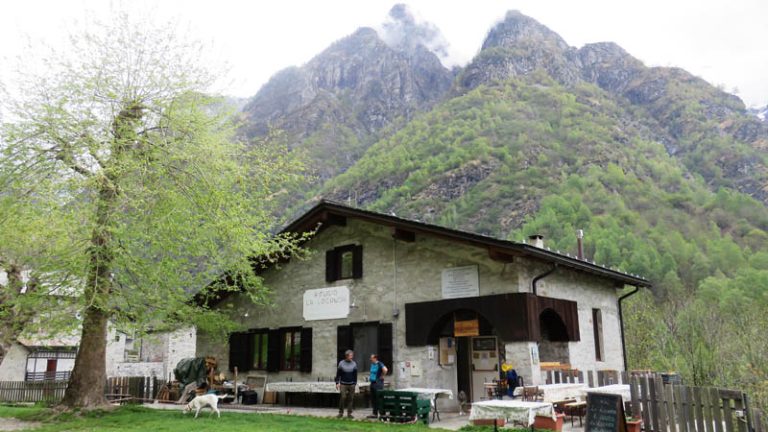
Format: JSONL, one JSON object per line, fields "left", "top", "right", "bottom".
{"left": 241, "top": 7, "right": 768, "bottom": 406}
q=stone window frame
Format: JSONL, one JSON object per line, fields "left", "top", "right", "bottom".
{"left": 325, "top": 244, "right": 363, "bottom": 282}
{"left": 251, "top": 330, "right": 269, "bottom": 370}
{"left": 592, "top": 308, "right": 604, "bottom": 362}
{"left": 280, "top": 327, "right": 302, "bottom": 371}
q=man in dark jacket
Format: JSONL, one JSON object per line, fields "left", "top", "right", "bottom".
{"left": 335, "top": 349, "right": 358, "bottom": 418}
{"left": 367, "top": 353, "right": 388, "bottom": 419}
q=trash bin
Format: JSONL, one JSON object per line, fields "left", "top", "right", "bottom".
{"left": 240, "top": 390, "right": 258, "bottom": 405}
{"left": 661, "top": 373, "right": 681, "bottom": 385}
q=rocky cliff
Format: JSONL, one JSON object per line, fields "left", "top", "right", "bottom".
{"left": 241, "top": 8, "right": 453, "bottom": 180}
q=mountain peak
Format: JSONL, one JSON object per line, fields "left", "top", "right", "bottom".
{"left": 482, "top": 10, "right": 570, "bottom": 51}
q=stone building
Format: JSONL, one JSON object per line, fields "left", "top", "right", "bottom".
{"left": 197, "top": 201, "right": 649, "bottom": 405}
{"left": 0, "top": 326, "right": 196, "bottom": 382}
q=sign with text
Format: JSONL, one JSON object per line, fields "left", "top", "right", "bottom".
{"left": 441, "top": 265, "right": 479, "bottom": 299}
{"left": 585, "top": 392, "right": 627, "bottom": 432}
{"left": 302, "top": 286, "right": 350, "bottom": 321}
{"left": 454, "top": 319, "right": 480, "bottom": 337}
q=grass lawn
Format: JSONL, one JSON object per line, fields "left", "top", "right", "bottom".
{"left": 0, "top": 405, "right": 470, "bottom": 432}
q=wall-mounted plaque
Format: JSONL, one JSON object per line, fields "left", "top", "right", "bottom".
{"left": 441, "top": 265, "right": 479, "bottom": 299}
{"left": 454, "top": 319, "right": 480, "bottom": 337}
{"left": 472, "top": 336, "right": 497, "bottom": 351}
{"left": 302, "top": 286, "right": 349, "bottom": 321}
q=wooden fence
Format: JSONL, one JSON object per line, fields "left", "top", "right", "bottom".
{"left": 629, "top": 374, "right": 767, "bottom": 432}
{"left": 0, "top": 376, "right": 166, "bottom": 404}
{"left": 0, "top": 380, "right": 68, "bottom": 403}
{"left": 105, "top": 376, "right": 167, "bottom": 403}
{"left": 544, "top": 369, "right": 627, "bottom": 387}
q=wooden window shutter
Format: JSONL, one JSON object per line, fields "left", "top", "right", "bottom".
{"left": 300, "top": 327, "right": 313, "bottom": 373}
{"left": 266, "top": 329, "right": 281, "bottom": 372}
{"left": 228, "top": 332, "right": 252, "bottom": 372}
{"left": 336, "top": 325, "right": 353, "bottom": 364}
{"left": 377, "top": 323, "right": 393, "bottom": 372}
{"left": 352, "top": 245, "right": 363, "bottom": 279}
{"left": 325, "top": 250, "right": 338, "bottom": 282}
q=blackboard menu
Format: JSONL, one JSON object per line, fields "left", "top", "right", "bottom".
{"left": 585, "top": 393, "right": 627, "bottom": 432}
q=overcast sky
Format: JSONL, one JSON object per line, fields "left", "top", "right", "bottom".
{"left": 1, "top": 0, "right": 766, "bottom": 107}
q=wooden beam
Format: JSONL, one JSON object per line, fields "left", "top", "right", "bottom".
{"left": 488, "top": 248, "right": 518, "bottom": 262}
{"left": 392, "top": 228, "right": 415, "bottom": 242}
{"left": 321, "top": 212, "right": 347, "bottom": 227}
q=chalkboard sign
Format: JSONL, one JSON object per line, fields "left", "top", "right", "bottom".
{"left": 585, "top": 393, "right": 627, "bottom": 432}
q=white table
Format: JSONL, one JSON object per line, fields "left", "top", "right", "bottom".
{"left": 265, "top": 381, "right": 369, "bottom": 394}
{"left": 582, "top": 384, "right": 631, "bottom": 402}
{"left": 470, "top": 400, "right": 556, "bottom": 427}
{"left": 395, "top": 388, "right": 454, "bottom": 421}
{"left": 513, "top": 383, "right": 587, "bottom": 402}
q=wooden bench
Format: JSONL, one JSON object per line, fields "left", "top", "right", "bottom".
{"left": 564, "top": 401, "right": 587, "bottom": 426}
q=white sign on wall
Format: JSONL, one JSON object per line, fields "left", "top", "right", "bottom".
{"left": 303, "top": 286, "right": 350, "bottom": 321}
{"left": 441, "top": 265, "right": 480, "bottom": 299}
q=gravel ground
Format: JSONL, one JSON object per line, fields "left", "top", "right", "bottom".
{"left": 0, "top": 418, "right": 40, "bottom": 431}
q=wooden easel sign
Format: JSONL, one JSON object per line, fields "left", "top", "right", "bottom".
{"left": 585, "top": 393, "right": 627, "bottom": 432}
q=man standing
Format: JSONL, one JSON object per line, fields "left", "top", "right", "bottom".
{"left": 335, "top": 349, "right": 358, "bottom": 418}
{"left": 367, "top": 353, "right": 388, "bottom": 419}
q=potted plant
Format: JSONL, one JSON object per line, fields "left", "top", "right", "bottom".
{"left": 534, "top": 413, "right": 565, "bottom": 431}
{"left": 626, "top": 416, "right": 642, "bottom": 432}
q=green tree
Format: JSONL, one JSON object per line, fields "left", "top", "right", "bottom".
{"left": 0, "top": 13, "right": 303, "bottom": 408}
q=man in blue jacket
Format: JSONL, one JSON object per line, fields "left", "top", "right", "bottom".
{"left": 335, "top": 350, "right": 358, "bottom": 418}
{"left": 367, "top": 353, "right": 389, "bottom": 419}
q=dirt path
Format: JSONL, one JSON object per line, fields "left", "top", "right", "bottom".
{"left": 0, "top": 418, "right": 40, "bottom": 431}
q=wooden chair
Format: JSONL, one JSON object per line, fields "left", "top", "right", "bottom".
{"left": 564, "top": 401, "right": 588, "bottom": 426}
{"left": 553, "top": 398, "right": 577, "bottom": 414}
{"left": 523, "top": 386, "right": 542, "bottom": 401}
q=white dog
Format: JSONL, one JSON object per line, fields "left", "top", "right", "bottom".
{"left": 183, "top": 393, "right": 227, "bottom": 419}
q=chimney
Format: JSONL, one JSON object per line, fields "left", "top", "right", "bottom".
{"left": 577, "top": 229, "right": 584, "bottom": 259}
{"left": 528, "top": 234, "right": 544, "bottom": 248}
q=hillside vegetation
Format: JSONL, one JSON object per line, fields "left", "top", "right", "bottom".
{"left": 242, "top": 6, "right": 768, "bottom": 407}
{"left": 321, "top": 73, "right": 768, "bottom": 404}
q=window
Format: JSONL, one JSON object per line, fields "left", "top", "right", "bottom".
{"left": 592, "top": 308, "right": 604, "bottom": 361}
{"left": 353, "top": 324, "right": 378, "bottom": 371}
{"left": 252, "top": 331, "right": 268, "bottom": 370}
{"left": 230, "top": 328, "right": 311, "bottom": 373}
{"left": 340, "top": 250, "right": 354, "bottom": 279}
{"left": 282, "top": 329, "right": 302, "bottom": 371}
{"left": 325, "top": 245, "right": 363, "bottom": 282}
{"left": 337, "top": 322, "right": 393, "bottom": 373}
{"left": 25, "top": 349, "right": 76, "bottom": 382}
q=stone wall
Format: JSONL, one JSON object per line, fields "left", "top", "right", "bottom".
{"left": 107, "top": 327, "right": 196, "bottom": 379}
{"left": 0, "top": 344, "right": 29, "bottom": 381}
{"left": 197, "top": 218, "right": 628, "bottom": 406}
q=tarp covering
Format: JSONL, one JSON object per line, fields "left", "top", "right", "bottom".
{"left": 173, "top": 357, "right": 208, "bottom": 388}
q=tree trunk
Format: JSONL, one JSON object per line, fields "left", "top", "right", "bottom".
{"left": 60, "top": 183, "right": 116, "bottom": 408}
{"left": 60, "top": 306, "right": 110, "bottom": 407}
{"left": 0, "top": 263, "right": 27, "bottom": 368}
{"left": 61, "top": 105, "right": 139, "bottom": 408}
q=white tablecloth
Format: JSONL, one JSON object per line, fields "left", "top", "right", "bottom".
{"left": 395, "top": 387, "right": 454, "bottom": 400}
{"left": 513, "top": 383, "right": 587, "bottom": 402}
{"left": 265, "top": 381, "right": 369, "bottom": 394}
{"left": 470, "top": 400, "right": 555, "bottom": 426}
{"left": 582, "top": 384, "right": 631, "bottom": 402}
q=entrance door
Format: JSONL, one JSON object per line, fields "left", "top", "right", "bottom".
{"left": 456, "top": 337, "right": 472, "bottom": 401}
{"left": 45, "top": 359, "right": 57, "bottom": 380}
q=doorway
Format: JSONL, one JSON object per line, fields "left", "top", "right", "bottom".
{"left": 45, "top": 359, "right": 57, "bottom": 380}
{"left": 456, "top": 337, "right": 471, "bottom": 401}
